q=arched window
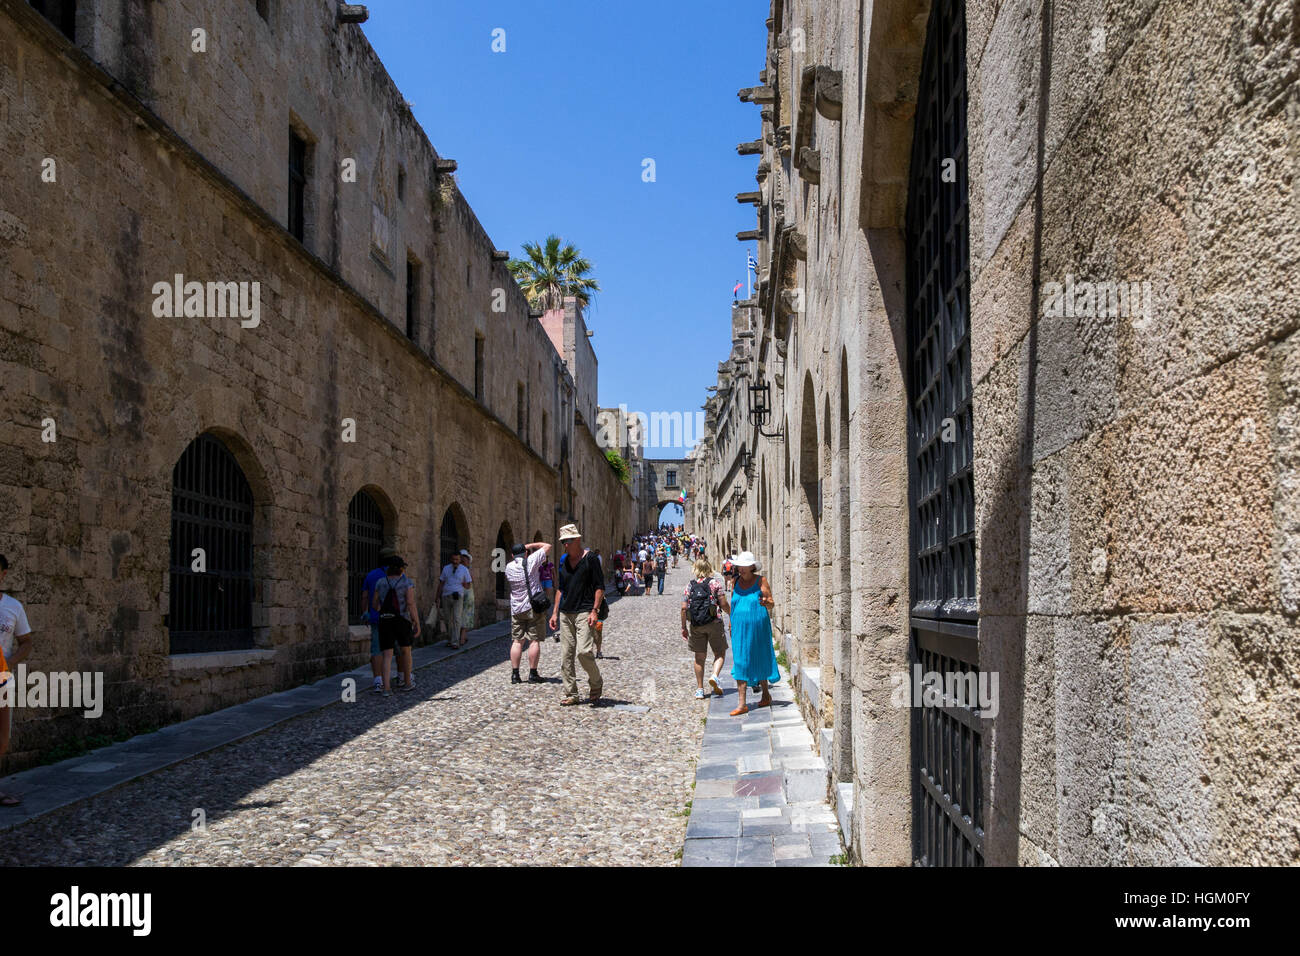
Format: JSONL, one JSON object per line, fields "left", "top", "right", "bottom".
{"left": 906, "top": 0, "right": 978, "bottom": 866}
{"left": 439, "top": 506, "right": 467, "bottom": 571}
{"left": 169, "top": 434, "right": 254, "bottom": 654}
{"left": 495, "top": 523, "right": 513, "bottom": 600}
{"left": 347, "top": 490, "right": 385, "bottom": 624}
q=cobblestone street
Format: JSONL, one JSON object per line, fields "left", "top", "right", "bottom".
{"left": 1, "top": 567, "right": 712, "bottom": 866}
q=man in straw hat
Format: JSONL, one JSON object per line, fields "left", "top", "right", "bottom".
{"left": 549, "top": 523, "right": 604, "bottom": 706}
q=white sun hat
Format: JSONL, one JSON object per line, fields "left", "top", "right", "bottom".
{"left": 732, "top": 551, "right": 758, "bottom": 568}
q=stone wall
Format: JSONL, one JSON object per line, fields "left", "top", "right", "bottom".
{"left": 691, "top": 0, "right": 1298, "bottom": 866}
{"left": 0, "top": 0, "right": 634, "bottom": 769}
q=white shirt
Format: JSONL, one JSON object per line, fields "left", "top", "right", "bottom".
{"left": 439, "top": 563, "right": 472, "bottom": 596}
{"left": 0, "top": 594, "right": 31, "bottom": 661}
{"left": 638, "top": 549, "right": 648, "bottom": 562}
{"left": 504, "top": 549, "right": 548, "bottom": 616}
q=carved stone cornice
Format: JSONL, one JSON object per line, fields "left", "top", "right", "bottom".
{"left": 798, "top": 147, "right": 820, "bottom": 185}
{"left": 739, "top": 86, "right": 776, "bottom": 104}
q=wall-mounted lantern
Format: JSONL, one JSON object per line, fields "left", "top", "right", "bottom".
{"left": 747, "top": 382, "right": 784, "bottom": 439}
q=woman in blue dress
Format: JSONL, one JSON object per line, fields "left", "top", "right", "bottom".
{"left": 728, "top": 551, "right": 779, "bottom": 715}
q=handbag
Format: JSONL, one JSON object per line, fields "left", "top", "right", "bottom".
{"left": 523, "top": 555, "right": 550, "bottom": 614}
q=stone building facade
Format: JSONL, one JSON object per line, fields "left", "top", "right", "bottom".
{"left": 0, "top": 0, "right": 635, "bottom": 768}
{"left": 691, "top": 0, "right": 1298, "bottom": 865}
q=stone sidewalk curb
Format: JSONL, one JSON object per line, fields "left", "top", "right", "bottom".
{"left": 0, "top": 618, "right": 514, "bottom": 833}
{"left": 680, "top": 634, "right": 846, "bottom": 867}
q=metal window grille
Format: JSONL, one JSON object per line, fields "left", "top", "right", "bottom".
{"left": 906, "top": 0, "right": 981, "bottom": 866}
{"left": 30, "top": 0, "right": 76, "bottom": 40}
{"left": 347, "top": 491, "right": 384, "bottom": 624}
{"left": 288, "top": 131, "right": 306, "bottom": 241}
{"left": 440, "top": 510, "right": 462, "bottom": 572}
{"left": 169, "top": 434, "right": 255, "bottom": 654}
{"left": 406, "top": 259, "right": 418, "bottom": 340}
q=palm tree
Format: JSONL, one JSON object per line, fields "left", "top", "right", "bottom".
{"left": 507, "top": 235, "right": 601, "bottom": 311}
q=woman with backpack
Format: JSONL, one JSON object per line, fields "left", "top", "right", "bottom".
{"left": 727, "top": 551, "right": 778, "bottom": 716}
{"left": 681, "top": 558, "right": 729, "bottom": 700}
{"left": 372, "top": 555, "right": 420, "bottom": 696}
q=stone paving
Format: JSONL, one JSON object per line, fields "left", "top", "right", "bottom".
{"left": 681, "top": 646, "right": 845, "bottom": 867}
{"left": 0, "top": 567, "right": 709, "bottom": 866}
{"left": 0, "top": 563, "right": 845, "bottom": 866}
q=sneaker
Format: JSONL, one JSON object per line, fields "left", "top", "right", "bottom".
{"left": 392, "top": 675, "right": 404, "bottom": 688}
{"left": 382, "top": 689, "right": 393, "bottom": 698}
{"left": 708, "top": 676, "right": 722, "bottom": 696}
{"left": 371, "top": 677, "right": 384, "bottom": 694}
{"left": 511, "top": 671, "right": 522, "bottom": 684}
{"left": 395, "top": 682, "right": 414, "bottom": 693}
{"left": 694, "top": 688, "right": 707, "bottom": 700}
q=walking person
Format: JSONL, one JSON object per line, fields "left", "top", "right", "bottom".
{"left": 655, "top": 546, "right": 668, "bottom": 595}
{"left": 549, "top": 524, "right": 604, "bottom": 706}
{"left": 539, "top": 553, "right": 557, "bottom": 641}
{"left": 504, "top": 541, "right": 552, "bottom": 685}
{"left": 642, "top": 551, "right": 655, "bottom": 597}
{"left": 727, "top": 552, "right": 778, "bottom": 716}
{"left": 435, "top": 550, "right": 472, "bottom": 648}
{"left": 361, "top": 546, "right": 398, "bottom": 693}
{"left": 681, "top": 558, "right": 729, "bottom": 700}
{"left": 0, "top": 554, "right": 33, "bottom": 807}
{"left": 459, "top": 550, "right": 477, "bottom": 635}
{"left": 372, "top": 555, "right": 420, "bottom": 696}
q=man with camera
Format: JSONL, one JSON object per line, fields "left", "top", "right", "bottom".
{"left": 504, "top": 540, "right": 552, "bottom": 685}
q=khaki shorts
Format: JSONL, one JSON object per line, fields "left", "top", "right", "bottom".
{"left": 511, "top": 610, "right": 545, "bottom": 643}
{"left": 687, "top": 619, "right": 727, "bottom": 657}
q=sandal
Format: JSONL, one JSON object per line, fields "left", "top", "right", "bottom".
{"left": 729, "top": 705, "right": 749, "bottom": 717}
{"left": 560, "top": 696, "right": 582, "bottom": 706}
{"left": 756, "top": 693, "right": 772, "bottom": 708}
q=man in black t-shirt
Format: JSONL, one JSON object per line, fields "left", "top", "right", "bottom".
{"left": 549, "top": 523, "right": 604, "bottom": 705}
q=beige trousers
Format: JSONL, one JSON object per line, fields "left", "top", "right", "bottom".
{"left": 559, "top": 612, "right": 603, "bottom": 699}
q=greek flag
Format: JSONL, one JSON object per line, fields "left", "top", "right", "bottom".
{"left": 747, "top": 252, "right": 758, "bottom": 274}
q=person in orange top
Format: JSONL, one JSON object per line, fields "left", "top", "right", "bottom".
{"left": 1, "top": 554, "right": 34, "bottom": 807}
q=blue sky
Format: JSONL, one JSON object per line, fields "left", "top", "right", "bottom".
{"left": 362, "top": 1, "right": 767, "bottom": 467}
